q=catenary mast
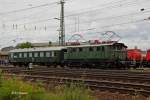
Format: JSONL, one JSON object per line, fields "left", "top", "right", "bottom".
{"left": 59, "top": 0, "right": 65, "bottom": 46}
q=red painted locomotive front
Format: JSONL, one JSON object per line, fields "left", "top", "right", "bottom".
{"left": 146, "top": 49, "right": 150, "bottom": 61}
{"left": 127, "top": 49, "right": 142, "bottom": 61}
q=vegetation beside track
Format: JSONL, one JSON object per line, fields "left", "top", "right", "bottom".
{"left": 128, "top": 67, "right": 150, "bottom": 72}
{"left": 0, "top": 72, "right": 94, "bottom": 100}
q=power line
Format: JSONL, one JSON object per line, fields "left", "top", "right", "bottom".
{"left": 18, "top": 18, "right": 55, "bottom": 25}
{"left": 65, "top": 0, "right": 126, "bottom": 14}
{"left": 4, "top": 0, "right": 150, "bottom": 25}
{"left": 0, "top": 1, "right": 58, "bottom": 16}
{"left": 0, "top": 0, "right": 73, "bottom": 17}
{"left": 1, "top": 17, "right": 149, "bottom": 43}
{"left": 0, "top": 0, "right": 138, "bottom": 20}
{"left": 2, "top": 9, "right": 150, "bottom": 31}
{"left": 1, "top": 0, "right": 148, "bottom": 26}
{"left": 65, "top": 8, "right": 150, "bottom": 26}
{"left": 67, "top": 17, "right": 150, "bottom": 33}
{"left": 1, "top": 0, "right": 150, "bottom": 32}
{"left": 2, "top": 5, "right": 58, "bottom": 22}
{"left": 65, "top": 0, "right": 150, "bottom": 17}
{"left": 4, "top": 3, "right": 150, "bottom": 27}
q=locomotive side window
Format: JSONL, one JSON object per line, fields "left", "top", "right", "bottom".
{"left": 97, "top": 47, "right": 100, "bottom": 51}
{"left": 113, "top": 46, "right": 116, "bottom": 50}
{"left": 101, "top": 46, "right": 104, "bottom": 52}
{"left": 79, "top": 48, "right": 83, "bottom": 52}
{"left": 89, "top": 47, "right": 94, "bottom": 52}
{"left": 72, "top": 48, "right": 76, "bottom": 52}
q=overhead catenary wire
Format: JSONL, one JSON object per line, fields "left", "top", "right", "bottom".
{"left": 65, "top": 0, "right": 126, "bottom": 13}
{"left": 3, "top": 5, "right": 58, "bottom": 22}
{"left": 16, "top": 16, "right": 150, "bottom": 32}
{"left": 0, "top": 0, "right": 73, "bottom": 17}
{"left": 67, "top": 17, "right": 150, "bottom": 34}
{"left": 3, "top": 3, "right": 150, "bottom": 28}
{"left": 0, "top": 1, "right": 58, "bottom": 16}
{"left": 65, "top": 8, "right": 150, "bottom": 26}
{"left": 2, "top": 10, "right": 150, "bottom": 32}
{"left": 65, "top": 0, "right": 150, "bottom": 17}
{"left": 0, "top": 17, "right": 149, "bottom": 48}
{"left": 2, "top": 0, "right": 149, "bottom": 24}
{"left": 1, "top": 1, "right": 149, "bottom": 36}
{"left": 13, "top": 8, "right": 150, "bottom": 28}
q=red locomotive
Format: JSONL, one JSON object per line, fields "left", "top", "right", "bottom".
{"left": 146, "top": 49, "right": 150, "bottom": 61}
{"left": 127, "top": 47, "right": 149, "bottom": 67}
{"left": 127, "top": 49, "right": 142, "bottom": 61}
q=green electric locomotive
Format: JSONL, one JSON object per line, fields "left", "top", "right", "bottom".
{"left": 63, "top": 42, "right": 127, "bottom": 68}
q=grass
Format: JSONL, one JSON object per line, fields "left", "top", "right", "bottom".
{"left": 0, "top": 72, "right": 94, "bottom": 100}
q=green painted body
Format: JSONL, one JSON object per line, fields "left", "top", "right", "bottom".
{"left": 9, "top": 51, "right": 62, "bottom": 64}
{"left": 8, "top": 43, "right": 127, "bottom": 66}
{"left": 64, "top": 44, "right": 127, "bottom": 60}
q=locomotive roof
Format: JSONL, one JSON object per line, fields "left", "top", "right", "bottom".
{"left": 9, "top": 46, "right": 66, "bottom": 53}
{"left": 67, "top": 42, "right": 127, "bottom": 48}
{"left": 9, "top": 42, "right": 127, "bottom": 53}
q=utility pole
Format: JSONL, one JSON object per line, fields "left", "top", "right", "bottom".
{"left": 59, "top": 0, "right": 65, "bottom": 46}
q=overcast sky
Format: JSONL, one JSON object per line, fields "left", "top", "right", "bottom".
{"left": 0, "top": 0, "right": 150, "bottom": 50}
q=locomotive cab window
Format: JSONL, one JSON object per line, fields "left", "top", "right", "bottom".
{"left": 79, "top": 48, "right": 83, "bottom": 52}
{"left": 118, "top": 45, "right": 122, "bottom": 50}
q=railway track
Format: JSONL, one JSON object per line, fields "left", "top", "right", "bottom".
{"left": 1, "top": 66, "right": 150, "bottom": 97}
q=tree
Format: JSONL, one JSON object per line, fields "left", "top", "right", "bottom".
{"left": 16, "top": 42, "right": 32, "bottom": 49}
